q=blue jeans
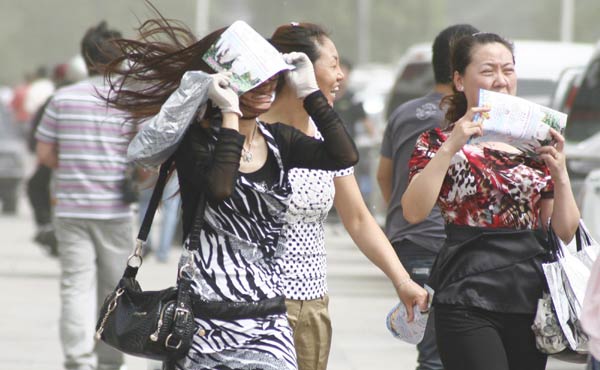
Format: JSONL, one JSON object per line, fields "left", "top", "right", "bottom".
{"left": 392, "top": 240, "right": 443, "bottom": 370}
{"left": 589, "top": 356, "right": 600, "bottom": 370}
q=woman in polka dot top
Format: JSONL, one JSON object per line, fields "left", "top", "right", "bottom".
{"left": 261, "top": 22, "right": 429, "bottom": 370}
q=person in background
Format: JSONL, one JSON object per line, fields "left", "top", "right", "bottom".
{"left": 377, "top": 23, "right": 479, "bottom": 370}
{"left": 582, "top": 249, "right": 600, "bottom": 370}
{"left": 27, "top": 58, "right": 88, "bottom": 256}
{"left": 10, "top": 71, "right": 35, "bottom": 127}
{"left": 334, "top": 57, "right": 377, "bottom": 207}
{"left": 262, "top": 22, "right": 428, "bottom": 370}
{"left": 401, "top": 32, "right": 580, "bottom": 370}
{"left": 35, "top": 21, "right": 134, "bottom": 370}
{"left": 334, "top": 57, "right": 376, "bottom": 139}
{"left": 24, "top": 65, "right": 55, "bottom": 126}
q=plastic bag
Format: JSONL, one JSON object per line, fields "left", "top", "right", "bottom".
{"left": 127, "top": 71, "right": 212, "bottom": 169}
{"left": 542, "top": 220, "right": 598, "bottom": 352}
{"left": 385, "top": 285, "right": 433, "bottom": 344}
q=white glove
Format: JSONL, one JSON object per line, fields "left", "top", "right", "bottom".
{"left": 282, "top": 52, "right": 319, "bottom": 99}
{"left": 207, "top": 72, "right": 241, "bottom": 116}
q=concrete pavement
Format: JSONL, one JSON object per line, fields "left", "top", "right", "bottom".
{"left": 0, "top": 194, "right": 587, "bottom": 370}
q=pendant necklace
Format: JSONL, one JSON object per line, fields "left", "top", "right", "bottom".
{"left": 241, "top": 121, "right": 258, "bottom": 163}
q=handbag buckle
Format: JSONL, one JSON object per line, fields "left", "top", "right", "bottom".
{"left": 165, "top": 333, "right": 183, "bottom": 350}
{"left": 175, "top": 307, "right": 190, "bottom": 321}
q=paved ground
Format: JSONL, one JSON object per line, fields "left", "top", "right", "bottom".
{"left": 0, "top": 191, "right": 588, "bottom": 369}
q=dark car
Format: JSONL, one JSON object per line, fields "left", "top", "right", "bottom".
{"left": 0, "top": 104, "right": 26, "bottom": 213}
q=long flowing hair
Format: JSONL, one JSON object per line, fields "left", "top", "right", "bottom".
{"left": 102, "top": 3, "right": 224, "bottom": 122}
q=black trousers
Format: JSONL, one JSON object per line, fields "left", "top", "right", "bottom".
{"left": 434, "top": 304, "right": 547, "bottom": 370}
{"left": 26, "top": 164, "right": 52, "bottom": 226}
{"left": 391, "top": 239, "right": 437, "bottom": 286}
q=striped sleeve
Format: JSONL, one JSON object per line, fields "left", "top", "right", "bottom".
{"left": 35, "top": 97, "right": 59, "bottom": 143}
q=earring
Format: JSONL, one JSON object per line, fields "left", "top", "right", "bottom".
{"left": 457, "top": 86, "right": 463, "bottom": 92}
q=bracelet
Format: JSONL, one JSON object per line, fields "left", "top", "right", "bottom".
{"left": 396, "top": 276, "right": 412, "bottom": 288}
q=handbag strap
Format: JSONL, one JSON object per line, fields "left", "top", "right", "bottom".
{"left": 138, "top": 156, "right": 175, "bottom": 243}
{"left": 547, "top": 220, "right": 589, "bottom": 261}
{"left": 127, "top": 131, "right": 211, "bottom": 274}
{"left": 127, "top": 155, "right": 176, "bottom": 269}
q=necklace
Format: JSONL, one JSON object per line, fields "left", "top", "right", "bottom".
{"left": 241, "top": 121, "right": 258, "bottom": 163}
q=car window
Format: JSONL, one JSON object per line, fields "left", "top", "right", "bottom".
{"left": 565, "top": 58, "right": 600, "bottom": 143}
{"left": 550, "top": 67, "right": 584, "bottom": 113}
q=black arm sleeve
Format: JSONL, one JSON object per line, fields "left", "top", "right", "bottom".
{"left": 177, "top": 125, "right": 244, "bottom": 201}
{"left": 175, "top": 125, "right": 244, "bottom": 238}
{"left": 274, "top": 90, "right": 359, "bottom": 171}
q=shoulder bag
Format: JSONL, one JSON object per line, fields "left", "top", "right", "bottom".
{"left": 95, "top": 155, "right": 198, "bottom": 361}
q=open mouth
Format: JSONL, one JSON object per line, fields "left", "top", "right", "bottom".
{"left": 330, "top": 86, "right": 340, "bottom": 99}
{"left": 249, "top": 93, "right": 275, "bottom": 104}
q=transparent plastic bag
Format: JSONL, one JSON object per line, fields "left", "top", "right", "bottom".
{"left": 385, "top": 285, "right": 433, "bottom": 344}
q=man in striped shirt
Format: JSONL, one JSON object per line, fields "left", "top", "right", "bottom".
{"left": 36, "top": 22, "right": 134, "bottom": 370}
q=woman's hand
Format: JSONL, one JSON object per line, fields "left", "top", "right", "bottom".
{"left": 442, "top": 106, "right": 489, "bottom": 154}
{"left": 208, "top": 72, "right": 242, "bottom": 117}
{"left": 536, "top": 128, "right": 568, "bottom": 181}
{"left": 395, "top": 278, "right": 429, "bottom": 322}
{"left": 281, "top": 52, "right": 319, "bottom": 99}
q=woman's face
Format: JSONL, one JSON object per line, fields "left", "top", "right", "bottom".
{"left": 313, "top": 37, "right": 344, "bottom": 105}
{"left": 454, "top": 42, "right": 517, "bottom": 108}
{"left": 239, "top": 74, "right": 279, "bottom": 118}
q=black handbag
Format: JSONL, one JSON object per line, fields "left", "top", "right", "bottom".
{"left": 95, "top": 156, "right": 198, "bottom": 361}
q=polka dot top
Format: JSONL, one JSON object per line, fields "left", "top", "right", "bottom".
{"left": 280, "top": 120, "right": 353, "bottom": 300}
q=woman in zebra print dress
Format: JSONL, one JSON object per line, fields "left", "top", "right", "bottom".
{"left": 103, "top": 17, "right": 358, "bottom": 370}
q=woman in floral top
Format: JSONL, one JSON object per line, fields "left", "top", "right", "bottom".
{"left": 402, "top": 32, "right": 580, "bottom": 370}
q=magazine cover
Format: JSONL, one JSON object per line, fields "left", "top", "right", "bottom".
{"left": 469, "top": 89, "right": 568, "bottom": 153}
{"left": 202, "top": 20, "right": 293, "bottom": 95}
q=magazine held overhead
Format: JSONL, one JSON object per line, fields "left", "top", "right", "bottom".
{"left": 202, "top": 20, "right": 293, "bottom": 95}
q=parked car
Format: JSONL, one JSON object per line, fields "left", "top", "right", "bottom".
{"left": 550, "top": 66, "right": 585, "bottom": 114}
{"left": 384, "top": 43, "right": 432, "bottom": 119}
{"left": 0, "top": 103, "right": 26, "bottom": 214}
{"left": 512, "top": 41, "right": 594, "bottom": 107}
{"left": 564, "top": 42, "right": 600, "bottom": 203}
{"left": 385, "top": 40, "right": 594, "bottom": 119}
{"left": 565, "top": 44, "right": 600, "bottom": 144}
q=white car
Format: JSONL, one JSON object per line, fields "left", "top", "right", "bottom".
{"left": 512, "top": 40, "right": 594, "bottom": 107}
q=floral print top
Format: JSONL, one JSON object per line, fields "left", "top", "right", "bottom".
{"left": 408, "top": 128, "right": 554, "bottom": 229}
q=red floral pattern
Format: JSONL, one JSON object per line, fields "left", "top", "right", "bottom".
{"left": 408, "top": 128, "right": 554, "bottom": 229}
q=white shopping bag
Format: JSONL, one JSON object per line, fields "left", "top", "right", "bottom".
{"left": 543, "top": 220, "right": 598, "bottom": 352}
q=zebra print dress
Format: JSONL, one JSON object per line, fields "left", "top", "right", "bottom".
{"left": 173, "top": 122, "right": 297, "bottom": 370}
